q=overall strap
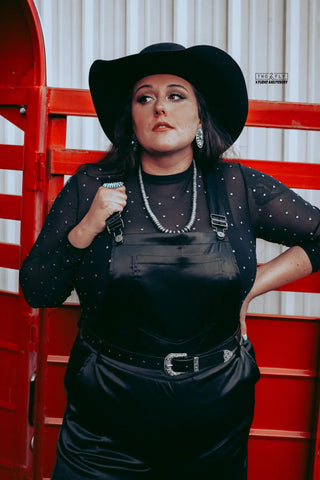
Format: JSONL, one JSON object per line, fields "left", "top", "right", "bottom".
{"left": 204, "top": 166, "right": 229, "bottom": 241}
{"left": 102, "top": 181, "right": 124, "bottom": 245}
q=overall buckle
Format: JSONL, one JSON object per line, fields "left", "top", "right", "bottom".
{"left": 105, "top": 212, "right": 124, "bottom": 244}
{"left": 164, "top": 352, "right": 199, "bottom": 376}
{"left": 210, "top": 213, "right": 228, "bottom": 240}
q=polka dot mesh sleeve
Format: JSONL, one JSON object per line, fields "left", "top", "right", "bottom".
{"left": 239, "top": 164, "right": 320, "bottom": 271}
{"left": 19, "top": 174, "right": 90, "bottom": 307}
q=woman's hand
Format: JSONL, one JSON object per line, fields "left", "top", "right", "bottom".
{"left": 68, "top": 185, "right": 127, "bottom": 248}
{"left": 82, "top": 185, "right": 127, "bottom": 234}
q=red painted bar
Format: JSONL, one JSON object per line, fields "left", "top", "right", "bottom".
{"left": 0, "top": 243, "right": 20, "bottom": 269}
{"left": 0, "top": 194, "right": 22, "bottom": 220}
{"left": 0, "top": 145, "right": 24, "bottom": 170}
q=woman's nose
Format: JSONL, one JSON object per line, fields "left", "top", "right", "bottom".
{"left": 154, "top": 99, "right": 166, "bottom": 116}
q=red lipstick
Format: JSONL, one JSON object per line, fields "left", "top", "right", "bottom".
{"left": 152, "top": 122, "right": 173, "bottom": 132}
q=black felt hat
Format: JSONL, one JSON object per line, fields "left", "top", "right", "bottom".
{"left": 89, "top": 43, "right": 248, "bottom": 145}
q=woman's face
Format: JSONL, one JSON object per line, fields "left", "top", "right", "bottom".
{"left": 131, "top": 74, "right": 201, "bottom": 158}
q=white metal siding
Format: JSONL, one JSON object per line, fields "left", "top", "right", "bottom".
{"left": 1, "top": 0, "right": 319, "bottom": 315}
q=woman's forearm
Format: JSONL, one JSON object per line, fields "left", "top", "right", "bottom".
{"left": 240, "top": 246, "right": 313, "bottom": 335}
{"left": 68, "top": 216, "right": 98, "bottom": 249}
{"left": 249, "top": 246, "right": 312, "bottom": 301}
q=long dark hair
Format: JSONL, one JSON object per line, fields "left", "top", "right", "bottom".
{"left": 93, "top": 85, "right": 233, "bottom": 179}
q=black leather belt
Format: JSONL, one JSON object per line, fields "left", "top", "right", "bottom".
{"left": 81, "top": 328, "right": 242, "bottom": 376}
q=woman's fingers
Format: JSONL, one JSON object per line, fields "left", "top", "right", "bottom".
{"left": 84, "top": 186, "right": 127, "bottom": 233}
{"left": 98, "top": 185, "right": 127, "bottom": 218}
{"left": 96, "top": 185, "right": 127, "bottom": 217}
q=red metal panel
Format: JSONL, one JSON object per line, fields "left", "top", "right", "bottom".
{"left": 247, "top": 314, "right": 320, "bottom": 480}
{"left": 0, "top": 104, "right": 26, "bottom": 131}
{"left": 249, "top": 437, "right": 312, "bottom": 480}
{"left": 0, "top": 87, "right": 29, "bottom": 105}
{"left": 247, "top": 314, "right": 320, "bottom": 371}
{"left": 247, "top": 100, "right": 320, "bottom": 131}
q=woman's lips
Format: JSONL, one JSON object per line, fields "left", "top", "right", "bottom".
{"left": 152, "top": 122, "right": 174, "bottom": 132}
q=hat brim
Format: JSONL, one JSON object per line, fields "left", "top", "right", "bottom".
{"left": 89, "top": 45, "right": 248, "bottom": 146}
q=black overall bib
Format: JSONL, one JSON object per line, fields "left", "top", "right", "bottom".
{"left": 52, "top": 175, "right": 260, "bottom": 480}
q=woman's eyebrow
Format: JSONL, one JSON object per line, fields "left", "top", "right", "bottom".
{"left": 168, "top": 84, "right": 189, "bottom": 91}
{"left": 134, "top": 84, "right": 152, "bottom": 94}
{"left": 134, "top": 83, "right": 189, "bottom": 94}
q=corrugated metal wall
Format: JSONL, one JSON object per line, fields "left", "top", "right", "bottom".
{"left": 1, "top": 0, "right": 319, "bottom": 316}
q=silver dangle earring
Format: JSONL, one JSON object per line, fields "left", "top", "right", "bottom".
{"left": 131, "top": 134, "right": 138, "bottom": 151}
{"left": 195, "top": 127, "right": 204, "bottom": 149}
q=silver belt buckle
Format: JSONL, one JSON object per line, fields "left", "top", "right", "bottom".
{"left": 164, "top": 352, "right": 199, "bottom": 376}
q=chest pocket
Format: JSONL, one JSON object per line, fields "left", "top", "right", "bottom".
{"left": 133, "top": 251, "right": 235, "bottom": 340}
{"left": 108, "top": 233, "right": 241, "bottom": 344}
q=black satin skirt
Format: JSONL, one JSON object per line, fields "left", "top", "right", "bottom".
{"left": 51, "top": 331, "right": 260, "bottom": 479}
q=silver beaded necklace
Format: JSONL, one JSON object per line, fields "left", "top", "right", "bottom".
{"left": 138, "top": 160, "right": 198, "bottom": 234}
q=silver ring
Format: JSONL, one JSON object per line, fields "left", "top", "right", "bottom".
{"left": 102, "top": 181, "right": 124, "bottom": 189}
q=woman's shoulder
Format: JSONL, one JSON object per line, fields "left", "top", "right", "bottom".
{"left": 214, "top": 161, "right": 290, "bottom": 201}
{"left": 217, "top": 160, "right": 281, "bottom": 184}
{"left": 218, "top": 161, "right": 291, "bottom": 207}
{"left": 213, "top": 160, "right": 245, "bottom": 180}
{"left": 70, "top": 162, "right": 122, "bottom": 184}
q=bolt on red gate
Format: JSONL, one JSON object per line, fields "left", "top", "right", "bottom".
{"left": 0, "top": 1, "right": 320, "bottom": 479}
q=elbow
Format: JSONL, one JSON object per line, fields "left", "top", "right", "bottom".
{"left": 24, "top": 298, "right": 43, "bottom": 309}
{"left": 21, "top": 292, "right": 63, "bottom": 309}
{"left": 20, "top": 288, "right": 47, "bottom": 308}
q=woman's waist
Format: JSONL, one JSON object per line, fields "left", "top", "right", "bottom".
{"left": 79, "top": 324, "right": 242, "bottom": 377}
{"left": 79, "top": 314, "right": 240, "bottom": 357}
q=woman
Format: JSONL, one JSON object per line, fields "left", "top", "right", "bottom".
{"left": 20, "top": 43, "right": 320, "bottom": 479}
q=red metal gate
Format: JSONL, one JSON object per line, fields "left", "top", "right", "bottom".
{"left": 0, "top": 1, "right": 320, "bottom": 479}
{"left": 0, "top": 0, "right": 48, "bottom": 479}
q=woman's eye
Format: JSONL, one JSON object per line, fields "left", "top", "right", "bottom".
{"left": 169, "top": 93, "right": 186, "bottom": 100}
{"left": 137, "top": 95, "right": 152, "bottom": 104}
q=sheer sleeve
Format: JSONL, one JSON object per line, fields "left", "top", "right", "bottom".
{"left": 19, "top": 174, "right": 89, "bottom": 307}
{"left": 240, "top": 164, "right": 320, "bottom": 272}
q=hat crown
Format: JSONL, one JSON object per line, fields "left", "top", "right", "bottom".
{"left": 139, "top": 43, "right": 185, "bottom": 55}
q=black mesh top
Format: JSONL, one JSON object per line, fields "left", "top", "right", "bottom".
{"left": 20, "top": 161, "right": 320, "bottom": 343}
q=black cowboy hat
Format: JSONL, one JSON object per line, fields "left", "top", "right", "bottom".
{"left": 89, "top": 42, "right": 248, "bottom": 145}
